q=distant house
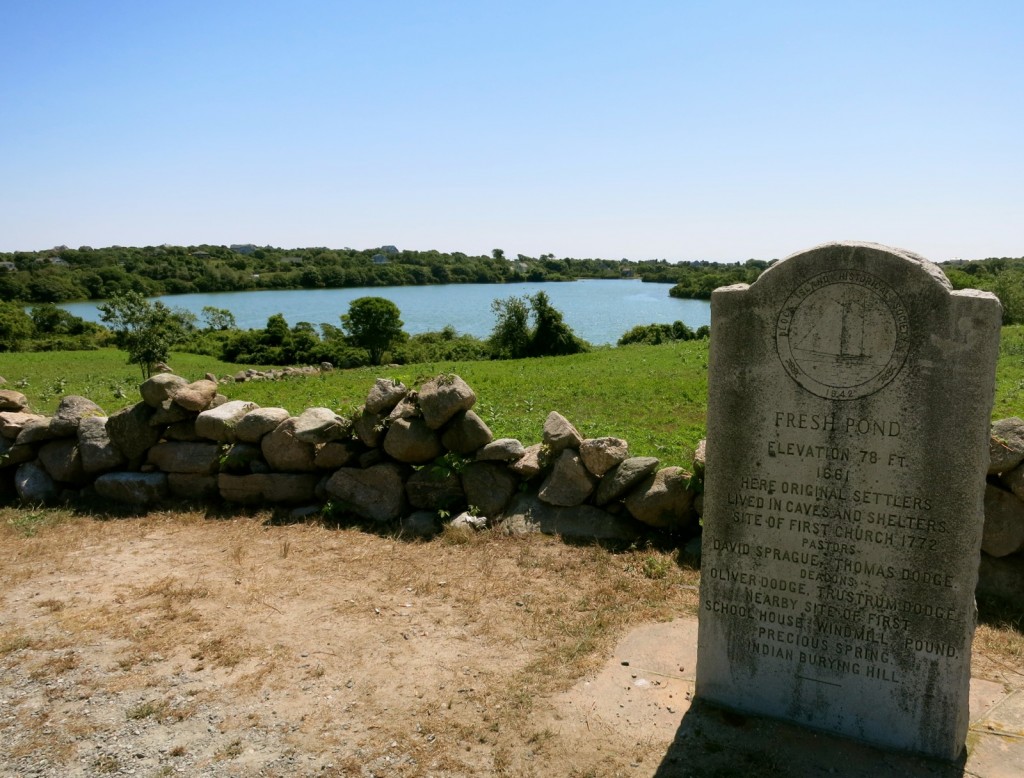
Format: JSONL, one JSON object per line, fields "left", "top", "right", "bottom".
{"left": 48, "top": 257, "right": 70, "bottom": 266}
{"left": 371, "top": 254, "right": 389, "bottom": 264}
{"left": 192, "top": 250, "right": 210, "bottom": 258}
{"left": 0, "top": 261, "right": 15, "bottom": 272}
{"left": 231, "top": 244, "right": 258, "bottom": 255}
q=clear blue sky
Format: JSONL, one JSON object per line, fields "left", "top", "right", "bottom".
{"left": 1, "top": 1, "right": 1021, "bottom": 262}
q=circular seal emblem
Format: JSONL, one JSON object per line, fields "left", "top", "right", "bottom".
{"left": 776, "top": 269, "right": 909, "bottom": 400}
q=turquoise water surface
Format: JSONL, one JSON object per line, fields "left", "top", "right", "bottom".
{"left": 59, "top": 279, "right": 710, "bottom": 346}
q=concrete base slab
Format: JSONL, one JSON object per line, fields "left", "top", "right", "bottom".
{"left": 545, "top": 618, "right": 1024, "bottom": 777}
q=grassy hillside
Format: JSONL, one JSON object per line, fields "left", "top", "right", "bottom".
{"left": 2, "top": 325, "right": 1021, "bottom": 469}
{"left": 0, "top": 342, "right": 710, "bottom": 467}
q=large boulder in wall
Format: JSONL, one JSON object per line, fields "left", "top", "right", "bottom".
{"left": 365, "top": 378, "right": 408, "bottom": 415}
{"left": 324, "top": 463, "right": 407, "bottom": 522}
{"left": 624, "top": 466, "right": 696, "bottom": 529}
{"left": 440, "top": 410, "right": 493, "bottom": 455}
{"left": 352, "top": 407, "right": 387, "bottom": 448}
{"left": 94, "top": 472, "right": 168, "bottom": 508}
{"left": 990, "top": 418, "right": 1024, "bottom": 475}
{"left": 168, "top": 473, "right": 220, "bottom": 501}
{"left": 500, "top": 493, "right": 641, "bottom": 542}
{"left": 15, "top": 461, "right": 58, "bottom": 504}
{"left": 292, "top": 407, "right": 351, "bottom": 444}
{"left": 543, "top": 412, "right": 583, "bottom": 455}
{"left": 538, "top": 449, "right": 596, "bottom": 507}
{"left": 172, "top": 379, "right": 219, "bottom": 412}
{"left": 579, "top": 437, "right": 629, "bottom": 477}
{"left": 38, "top": 439, "right": 85, "bottom": 484}
{"left": 981, "top": 483, "right": 1024, "bottom": 557}
{"left": 461, "top": 461, "right": 518, "bottom": 517}
{"left": 50, "top": 395, "right": 106, "bottom": 436}
{"left": 234, "top": 407, "right": 291, "bottom": 444}
{"left": 147, "top": 441, "right": 221, "bottom": 474}
{"left": 418, "top": 375, "right": 476, "bottom": 429}
{"left": 106, "top": 402, "right": 161, "bottom": 467}
{"left": 0, "top": 436, "right": 37, "bottom": 468}
{"left": 0, "top": 411, "right": 47, "bottom": 440}
{"left": 218, "top": 473, "right": 319, "bottom": 505}
{"left": 477, "top": 438, "right": 526, "bottom": 463}
{"left": 595, "top": 456, "right": 659, "bottom": 506}
{"left": 510, "top": 443, "right": 544, "bottom": 479}
{"left": 405, "top": 467, "right": 464, "bottom": 511}
{"left": 140, "top": 374, "right": 188, "bottom": 408}
{"left": 0, "top": 389, "right": 30, "bottom": 412}
{"left": 383, "top": 417, "right": 443, "bottom": 464}
{"left": 261, "top": 418, "right": 318, "bottom": 472}
{"left": 15, "top": 418, "right": 59, "bottom": 446}
{"left": 195, "top": 400, "right": 260, "bottom": 443}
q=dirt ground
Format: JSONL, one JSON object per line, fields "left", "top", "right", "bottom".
{"left": 1, "top": 508, "right": 1022, "bottom": 778}
{"left": 0, "top": 508, "right": 704, "bottom": 777}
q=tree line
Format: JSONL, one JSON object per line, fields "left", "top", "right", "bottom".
{"left": 3, "top": 244, "right": 1021, "bottom": 323}
{"left": 0, "top": 243, "right": 677, "bottom": 304}
{"left": 656, "top": 255, "right": 1024, "bottom": 324}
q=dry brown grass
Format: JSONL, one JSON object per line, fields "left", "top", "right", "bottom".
{"left": 0, "top": 504, "right": 702, "bottom": 775}
{"left": 3, "top": 504, "right": 1021, "bottom": 776}
{"left": 973, "top": 591, "right": 1024, "bottom": 690}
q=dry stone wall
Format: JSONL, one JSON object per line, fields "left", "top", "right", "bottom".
{"left": 1, "top": 379, "right": 1023, "bottom": 575}
{"left": 0, "top": 375, "right": 698, "bottom": 541}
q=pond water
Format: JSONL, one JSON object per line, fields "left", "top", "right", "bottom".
{"left": 59, "top": 279, "right": 711, "bottom": 346}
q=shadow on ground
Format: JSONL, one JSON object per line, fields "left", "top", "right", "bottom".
{"left": 653, "top": 698, "right": 965, "bottom": 778}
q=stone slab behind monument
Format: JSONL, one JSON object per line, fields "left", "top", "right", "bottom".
{"left": 696, "top": 242, "right": 1001, "bottom": 760}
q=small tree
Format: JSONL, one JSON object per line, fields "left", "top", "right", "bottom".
{"left": 341, "top": 297, "right": 407, "bottom": 365}
{"left": 201, "top": 306, "right": 237, "bottom": 331}
{"left": 0, "top": 302, "right": 34, "bottom": 352}
{"left": 99, "top": 291, "right": 194, "bottom": 378}
{"left": 527, "top": 291, "right": 588, "bottom": 357}
{"left": 30, "top": 303, "right": 90, "bottom": 336}
{"left": 489, "top": 296, "right": 531, "bottom": 359}
{"left": 488, "top": 293, "right": 588, "bottom": 359}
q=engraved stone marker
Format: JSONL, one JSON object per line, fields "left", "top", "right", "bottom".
{"left": 696, "top": 242, "right": 1001, "bottom": 759}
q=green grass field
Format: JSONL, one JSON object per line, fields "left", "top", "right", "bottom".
{"left": 2, "top": 325, "right": 1021, "bottom": 470}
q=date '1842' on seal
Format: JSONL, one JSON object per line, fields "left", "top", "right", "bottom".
{"left": 776, "top": 270, "right": 909, "bottom": 400}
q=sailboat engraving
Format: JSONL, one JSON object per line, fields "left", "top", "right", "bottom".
{"left": 776, "top": 270, "right": 910, "bottom": 401}
{"left": 794, "top": 301, "right": 870, "bottom": 364}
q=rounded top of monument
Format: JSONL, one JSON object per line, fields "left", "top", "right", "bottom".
{"left": 759, "top": 241, "right": 953, "bottom": 292}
